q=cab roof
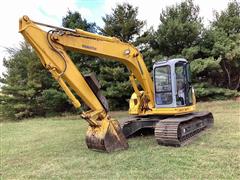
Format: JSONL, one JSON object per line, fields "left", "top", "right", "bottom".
{"left": 154, "top": 58, "right": 187, "bottom": 66}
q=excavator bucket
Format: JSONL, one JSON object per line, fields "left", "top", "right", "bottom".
{"left": 86, "top": 118, "right": 129, "bottom": 152}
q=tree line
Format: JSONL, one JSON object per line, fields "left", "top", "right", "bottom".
{"left": 0, "top": 0, "right": 239, "bottom": 119}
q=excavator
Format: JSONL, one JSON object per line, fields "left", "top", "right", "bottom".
{"left": 19, "top": 16, "right": 213, "bottom": 152}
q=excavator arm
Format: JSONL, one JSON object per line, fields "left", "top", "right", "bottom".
{"left": 19, "top": 16, "right": 154, "bottom": 152}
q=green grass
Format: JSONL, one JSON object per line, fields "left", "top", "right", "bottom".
{"left": 1, "top": 100, "right": 240, "bottom": 179}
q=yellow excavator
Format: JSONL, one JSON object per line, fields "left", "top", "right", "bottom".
{"left": 19, "top": 16, "right": 213, "bottom": 152}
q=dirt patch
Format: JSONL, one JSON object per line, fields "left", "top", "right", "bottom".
{"left": 235, "top": 96, "right": 240, "bottom": 101}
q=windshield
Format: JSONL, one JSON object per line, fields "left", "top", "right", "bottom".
{"left": 154, "top": 65, "right": 172, "bottom": 105}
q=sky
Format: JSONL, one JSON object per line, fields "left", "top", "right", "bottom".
{"left": 0, "top": 0, "right": 231, "bottom": 76}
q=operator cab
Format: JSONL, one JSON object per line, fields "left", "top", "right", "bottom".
{"left": 153, "top": 58, "right": 193, "bottom": 108}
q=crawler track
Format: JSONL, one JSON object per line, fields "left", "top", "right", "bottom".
{"left": 154, "top": 112, "right": 214, "bottom": 146}
{"left": 120, "top": 111, "right": 213, "bottom": 147}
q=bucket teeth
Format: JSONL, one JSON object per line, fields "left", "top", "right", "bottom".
{"left": 86, "top": 119, "right": 129, "bottom": 152}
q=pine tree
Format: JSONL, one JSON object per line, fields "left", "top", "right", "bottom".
{"left": 100, "top": 3, "right": 145, "bottom": 109}
{"left": 207, "top": 0, "right": 240, "bottom": 90}
{"left": 0, "top": 42, "right": 70, "bottom": 119}
{"left": 153, "top": 0, "right": 203, "bottom": 57}
{"left": 62, "top": 11, "right": 100, "bottom": 74}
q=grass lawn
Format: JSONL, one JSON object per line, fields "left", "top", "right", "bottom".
{"left": 1, "top": 100, "right": 240, "bottom": 179}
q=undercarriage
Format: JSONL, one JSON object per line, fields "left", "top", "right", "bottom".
{"left": 121, "top": 112, "right": 213, "bottom": 147}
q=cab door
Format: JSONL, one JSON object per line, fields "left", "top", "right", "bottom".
{"left": 175, "top": 62, "right": 193, "bottom": 106}
{"left": 184, "top": 62, "right": 193, "bottom": 106}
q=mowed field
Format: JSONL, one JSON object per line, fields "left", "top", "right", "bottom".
{"left": 1, "top": 100, "right": 240, "bottom": 179}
